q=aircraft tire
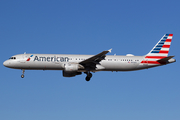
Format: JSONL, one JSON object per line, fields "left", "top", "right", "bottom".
{"left": 85, "top": 77, "right": 90, "bottom": 81}
{"left": 21, "top": 74, "right": 24, "bottom": 78}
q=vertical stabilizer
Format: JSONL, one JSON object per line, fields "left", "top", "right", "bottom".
{"left": 146, "top": 34, "right": 173, "bottom": 57}
{"left": 141, "top": 34, "right": 173, "bottom": 64}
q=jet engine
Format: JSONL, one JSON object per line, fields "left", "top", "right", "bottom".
{"left": 63, "top": 70, "right": 82, "bottom": 77}
{"left": 64, "top": 63, "right": 79, "bottom": 72}
{"left": 62, "top": 63, "right": 83, "bottom": 77}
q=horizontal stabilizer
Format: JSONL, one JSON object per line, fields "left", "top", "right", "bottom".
{"left": 157, "top": 56, "right": 175, "bottom": 64}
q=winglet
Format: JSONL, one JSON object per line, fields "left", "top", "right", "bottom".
{"left": 108, "top": 48, "right": 112, "bottom": 53}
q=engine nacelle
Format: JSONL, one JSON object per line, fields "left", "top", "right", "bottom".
{"left": 63, "top": 70, "right": 82, "bottom": 77}
{"left": 62, "top": 63, "right": 82, "bottom": 77}
{"left": 64, "top": 63, "right": 79, "bottom": 72}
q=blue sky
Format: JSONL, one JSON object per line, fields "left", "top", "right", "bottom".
{"left": 0, "top": 0, "right": 179, "bottom": 120}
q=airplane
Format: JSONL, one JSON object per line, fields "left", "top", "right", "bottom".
{"left": 3, "top": 34, "right": 176, "bottom": 81}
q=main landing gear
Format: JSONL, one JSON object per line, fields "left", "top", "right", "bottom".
{"left": 21, "top": 69, "right": 25, "bottom": 78}
{"left": 85, "top": 72, "right": 92, "bottom": 81}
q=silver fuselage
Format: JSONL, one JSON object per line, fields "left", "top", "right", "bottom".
{"left": 3, "top": 54, "right": 175, "bottom": 72}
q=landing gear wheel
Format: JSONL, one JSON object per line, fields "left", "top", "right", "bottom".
{"left": 21, "top": 69, "right": 25, "bottom": 78}
{"left": 21, "top": 74, "right": 24, "bottom": 78}
{"left": 85, "top": 72, "right": 92, "bottom": 81}
{"left": 86, "top": 77, "right": 90, "bottom": 81}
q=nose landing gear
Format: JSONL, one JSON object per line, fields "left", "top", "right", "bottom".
{"left": 21, "top": 69, "right": 25, "bottom": 78}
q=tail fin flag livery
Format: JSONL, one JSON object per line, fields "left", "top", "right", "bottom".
{"left": 141, "top": 34, "right": 174, "bottom": 65}
{"left": 3, "top": 34, "right": 176, "bottom": 81}
{"left": 147, "top": 34, "right": 173, "bottom": 57}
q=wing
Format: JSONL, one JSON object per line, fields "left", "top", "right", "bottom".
{"left": 79, "top": 49, "right": 112, "bottom": 70}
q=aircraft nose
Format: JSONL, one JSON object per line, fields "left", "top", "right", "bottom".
{"left": 3, "top": 60, "right": 9, "bottom": 67}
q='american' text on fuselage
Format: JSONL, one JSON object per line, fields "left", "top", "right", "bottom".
{"left": 34, "top": 56, "right": 69, "bottom": 62}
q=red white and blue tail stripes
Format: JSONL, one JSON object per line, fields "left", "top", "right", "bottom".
{"left": 141, "top": 34, "right": 173, "bottom": 64}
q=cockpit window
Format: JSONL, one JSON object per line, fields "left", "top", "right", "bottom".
{"left": 9, "top": 57, "right": 16, "bottom": 60}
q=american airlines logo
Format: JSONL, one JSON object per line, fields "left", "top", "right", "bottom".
{"left": 26, "top": 55, "right": 33, "bottom": 61}
{"left": 33, "top": 56, "right": 69, "bottom": 62}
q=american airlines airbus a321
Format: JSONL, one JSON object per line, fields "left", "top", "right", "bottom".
{"left": 3, "top": 34, "right": 176, "bottom": 81}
